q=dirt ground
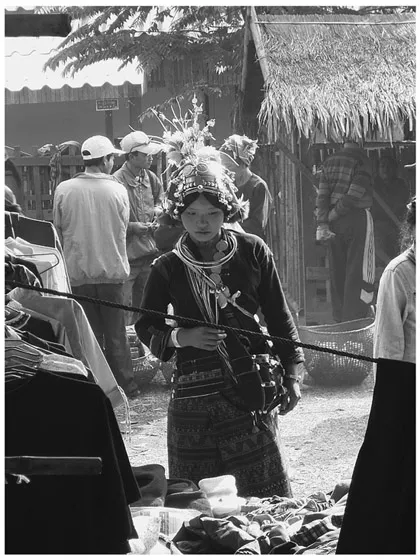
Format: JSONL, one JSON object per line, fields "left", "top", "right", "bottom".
{"left": 115, "top": 361, "right": 374, "bottom": 499}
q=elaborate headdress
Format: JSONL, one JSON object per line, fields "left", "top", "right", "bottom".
{"left": 150, "top": 96, "right": 249, "bottom": 221}
{"left": 220, "top": 134, "right": 258, "bottom": 166}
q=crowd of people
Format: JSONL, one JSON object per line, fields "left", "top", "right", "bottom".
{"left": 5, "top": 112, "right": 415, "bottom": 500}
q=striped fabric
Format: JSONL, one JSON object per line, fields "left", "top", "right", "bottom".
{"left": 167, "top": 368, "right": 293, "bottom": 499}
{"left": 316, "top": 147, "right": 373, "bottom": 224}
{"left": 360, "top": 209, "right": 375, "bottom": 303}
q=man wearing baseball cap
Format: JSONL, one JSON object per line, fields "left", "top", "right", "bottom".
{"left": 113, "top": 131, "right": 164, "bottom": 327}
{"left": 53, "top": 135, "right": 141, "bottom": 399}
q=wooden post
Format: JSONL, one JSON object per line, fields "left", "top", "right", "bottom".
{"left": 373, "top": 191, "right": 401, "bottom": 228}
{"left": 129, "top": 95, "right": 143, "bottom": 131}
{"left": 249, "top": 7, "right": 270, "bottom": 83}
{"left": 241, "top": 8, "right": 251, "bottom": 93}
{"left": 32, "top": 146, "right": 43, "bottom": 220}
{"left": 68, "top": 145, "right": 79, "bottom": 180}
{"left": 275, "top": 138, "right": 319, "bottom": 193}
{"left": 105, "top": 110, "right": 114, "bottom": 142}
{"left": 297, "top": 135, "right": 307, "bottom": 324}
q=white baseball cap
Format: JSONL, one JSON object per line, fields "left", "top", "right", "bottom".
{"left": 81, "top": 135, "right": 125, "bottom": 161}
{"left": 120, "top": 131, "right": 162, "bottom": 155}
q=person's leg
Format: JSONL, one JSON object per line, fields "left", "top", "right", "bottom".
{"left": 328, "top": 221, "right": 348, "bottom": 323}
{"left": 71, "top": 284, "right": 104, "bottom": 348}
{"left": 130, "top": 257, "right": 155, "bottom": 325}
{"left": 342, "top": 211, "right": 371, "bottom": 322}
{"left": 96, "top": 283, "right": 137, "bottom": 395}
{"left": 122, "top": 264, "right": 139, "bottom": 326}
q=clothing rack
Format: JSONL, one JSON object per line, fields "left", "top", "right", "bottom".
{"left": 5, "top": 211, "right": 57, "bottom": 249}
{"left": 6, "top": 456, "right": 102, "bottom": 476}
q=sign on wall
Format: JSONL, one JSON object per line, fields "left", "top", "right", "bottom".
{"left": 96, "top": 98, "right": 119, "bottom": 111}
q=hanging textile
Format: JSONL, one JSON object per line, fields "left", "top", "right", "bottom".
{"left": 5, "top": 219, "right": 123, "bottom": 407}
{"left": 5, "top": 369, "right": 140, "bottom": 554}
{"left": 5, "top": 237, "right": 71, "bottom": 293}
{"left": 5, "top": 211, "right": 57, "bottom": 248}
{"left": 7, "top": 288, "right": 123, "bottom": 408}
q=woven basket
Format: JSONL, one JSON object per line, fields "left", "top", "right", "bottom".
{"left": 159, "top": 357, "right": 176, "bottom": 385}
{"left": 298, "top": 318, "right": 375, "bottom": 386}
{"left": 126, "top": 327, "right": 176, "bottom": 386}
{"left": 132, "top": 356, "right": 157, "bottom": 387}
{"left": 126, "top": 327, "right": 157, "bottom": 387}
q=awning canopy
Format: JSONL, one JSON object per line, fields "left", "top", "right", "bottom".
{"left": 5, "top": 37, "right": 145, "bottom": 104}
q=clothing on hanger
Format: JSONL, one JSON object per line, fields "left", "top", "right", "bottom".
{"left": 6, "top": 237, "right": 71, "bottom": 293}
{"left": 5, "top": 250, "right": 44, "bottom": 285}
{"left": 5, "top": 304, "right": 32, "bottom": 330}
{"left": 15, "top": 329, "right": 69, "bottom": 357}
{"left": 5, "top": 259, "right": 41, "bottom": 292}
{"left": 5, "top": 212, "right": 57, "bottom": 248}
{"left": 5, "top": 339, "right": 89, "bottom": 379}
{"left": 5, "top": 325, "right": 22, "bottom": 340}
{"left": 8, "top": 288, "right": 123, "bottom": 407}
{"left": 8, "top": 299, "right": 69, "bottom": 348}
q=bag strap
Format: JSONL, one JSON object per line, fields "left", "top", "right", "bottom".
{"left": 219, "top": 305, "right": 254, "bottom": 376}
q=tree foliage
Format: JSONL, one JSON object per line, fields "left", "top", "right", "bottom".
{"left": 37, "top": 5, "right": 415, "bottom": 98}
{"left": 39, "top": 6, "right": 246, "bottom": 80}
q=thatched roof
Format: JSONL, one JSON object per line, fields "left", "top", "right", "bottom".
{"left": 252, "top": 13, "right": 416, "bottom": 142}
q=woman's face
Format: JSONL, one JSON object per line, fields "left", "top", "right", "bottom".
{"left": 181, "top": 194, "right": 225, "bottom": 244}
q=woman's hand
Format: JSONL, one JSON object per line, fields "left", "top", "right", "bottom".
{"left": 177, "top": 327, "right": 227, "bottom": 351}
{"left": 278, "top": 379, "right": 301, "bottom": 415}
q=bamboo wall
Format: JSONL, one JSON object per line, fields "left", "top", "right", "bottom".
{"left": 255, "top": 130, "right": 305, "bottom": 320}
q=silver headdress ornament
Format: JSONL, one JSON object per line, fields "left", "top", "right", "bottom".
{"left": 150, "top": 96, "right": 249, "bottom": 221}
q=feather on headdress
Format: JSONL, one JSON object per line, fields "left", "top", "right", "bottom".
{"left": 151, "top": 96, "right": 249, "bottom": 221}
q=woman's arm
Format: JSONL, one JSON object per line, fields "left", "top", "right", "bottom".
{"left": 374, "top": 268, "right": 407, "bottom": 361}
{"left": 135, "top": 258, "right": 227, "bottom": 357}
{"left": 135, "top": 261, "right": 175, "bottom": 361}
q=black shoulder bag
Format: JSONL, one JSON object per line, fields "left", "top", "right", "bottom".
{"left": 220, "top": 304, "right": 286, "bottom": 415}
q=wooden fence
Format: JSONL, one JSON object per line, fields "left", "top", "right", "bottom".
{"left": 7, "top": 146, "right": 84, "bottom": 221}
{"left": 6, "top": 146, "right": 168, "bottom": 222}
{"left": 255, "top": 136, "right": 304, "bottom": 320}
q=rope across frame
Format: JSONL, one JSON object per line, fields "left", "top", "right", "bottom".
{"left": 7, "top": 281, "right": 379, "bottom": 364}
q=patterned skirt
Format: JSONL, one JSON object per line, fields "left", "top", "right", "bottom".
{"left": 167, "top": 358, "right": 292, "bottom": 498}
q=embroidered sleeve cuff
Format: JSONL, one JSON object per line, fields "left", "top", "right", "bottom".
{"left": 149, "top": 327, "right": 176, "bottom": 362}
{"left": 170, "top": 328, "right": 182, "bottom": 348}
